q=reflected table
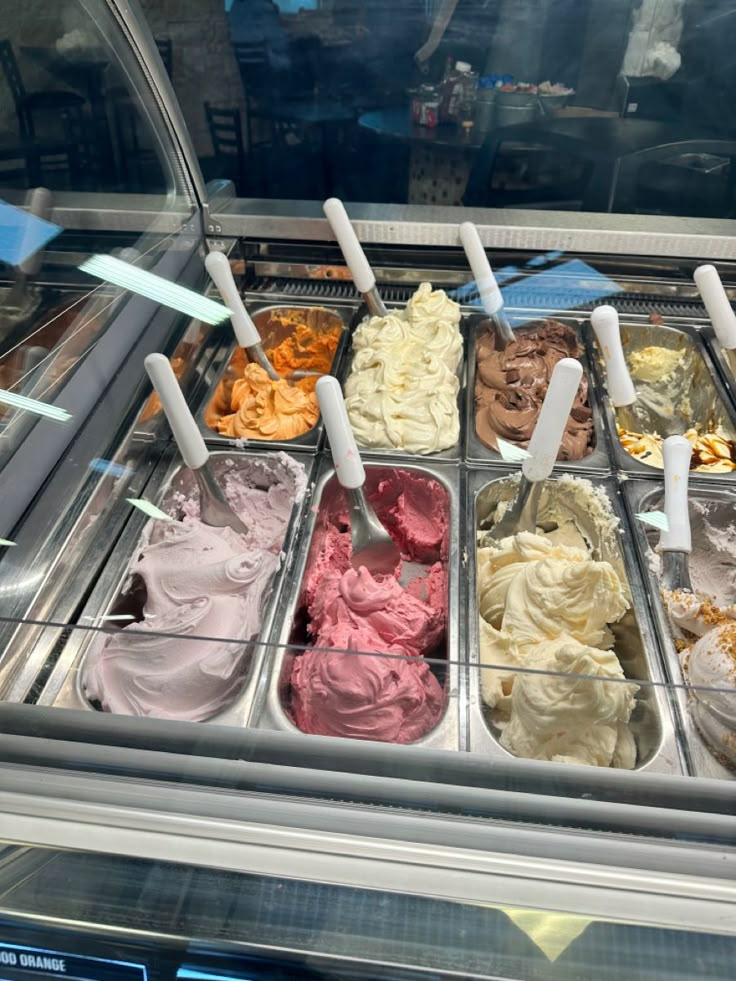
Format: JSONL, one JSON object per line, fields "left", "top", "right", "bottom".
{"left": 358, "top": 106, "right": 483, "bottom": 205}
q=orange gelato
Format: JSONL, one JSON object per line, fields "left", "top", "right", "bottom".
{"left": 268, "top": 321, "right": 340, "bottom": 391}
{"left": 215, "top": 363, "right": 319, "bottom": 440}
{"left": 207, "top": 314, "right": 341, "bottom": 441}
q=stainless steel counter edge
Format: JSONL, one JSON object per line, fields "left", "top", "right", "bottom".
{"left": 208, "top": 199, "right": 736, "bottom": 261}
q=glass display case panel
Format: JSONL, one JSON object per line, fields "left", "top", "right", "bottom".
{"left": 135, "top": 0, "right": 736, "bottom": 224}
{"left": 0, "top": 0, "right": 196, "bottom": 204}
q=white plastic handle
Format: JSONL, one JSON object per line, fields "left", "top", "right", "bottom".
{"left": 144, "top": 353, "right": 208, "bottom": 471}
{"left": 661, "top": 435, "right": 692, "bottom": 553}
{"left": 323, "top": 198, "right": 375, "bottom": 295}
{"left": 591, "top": 305, "right": 636, "bottom": 407}
{"left": 316, "top": 375, "right": 365, "bottom": 490}
{"left": 459, "top": 222, "right": 503, "bottom": 316}
{"left": 19, "top": 186, "right": 52, "bottom": 275}
{"left": 523, "top": 357, "right": 583, "bottom": 483}
{"left": 694, "top": 264, "right": 736, "bottom": 351}
{"left": 205, "top": 251, "right": 260, "bottom": 348}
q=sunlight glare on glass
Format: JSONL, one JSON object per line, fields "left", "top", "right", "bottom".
{"left": 0, "top": 389, "right": 71, "bottom": 422}
{"left": 80, "top": 255, "right": 232, "bottom": 325}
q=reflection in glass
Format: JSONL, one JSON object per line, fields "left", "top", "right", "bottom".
{"left": 136, "top": 0, "right": 736, "bottom": 217}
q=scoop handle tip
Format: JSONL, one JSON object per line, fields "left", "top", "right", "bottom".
{"left": 694, "top": 264, "right": 736, "bottom": 350}
{"left": 522, "top": 357, "right": 583, "bottom": 482}
{"left": 205, "top": 250, "right": 260, "bottom": 348}
{"left": 458, "top": 221, "right": 503, "bottom": 316}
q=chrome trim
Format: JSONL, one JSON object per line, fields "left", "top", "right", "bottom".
{"left": 0, "top": 770, "right": 732, "bottom": 933}
{"left": 212, "top": 200, "right": 736, "bottom": 260}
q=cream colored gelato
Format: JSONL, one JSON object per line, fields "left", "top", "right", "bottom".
{"left": 664, "top": 589, "right": 736, "bottom": 766}
{"left": 477, "top": 529, "right": 637, "bottom": 768}
{"left": 343, "top": 283, "right": 463, "bottom": 454}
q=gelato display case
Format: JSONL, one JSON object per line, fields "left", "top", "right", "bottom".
{"left": 0, "top": 1, "right": 734, "bottom": 978}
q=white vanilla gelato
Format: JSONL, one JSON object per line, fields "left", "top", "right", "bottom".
{"left": 344, "top": 283, "right": 462, "bottom": 454}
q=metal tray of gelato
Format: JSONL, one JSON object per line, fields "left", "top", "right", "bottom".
{"left": 336, "top": 286, "right": 467, "bottom": 462}
{"left": 623, "top": 479, "right": 736, "bottom": 780}
{"left": 37, "top": 449, "right": 313, "bottom": 728}
{"left": 465, "top": 314, "right": 611, "bottom": 473}
{"left": 197, "top": 303, "right": 352, "bottom": 454}
{"left": 252, "top": 459, "right": 462, "bottom": 751}
{"left": 466, "top": 467, "right": 684, "bottom": 774}
{"left": 587, "top": 319, "right": 736, "bottom": 478}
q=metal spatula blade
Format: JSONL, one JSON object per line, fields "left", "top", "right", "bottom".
{"left": 316, "top": 375, "right": 400, "bottom": 576}
{"left": 144, "top": 353, "right": 248, "bottom": 536}
{"left": 660, "top": 434, "right": 693, "bottom": 594}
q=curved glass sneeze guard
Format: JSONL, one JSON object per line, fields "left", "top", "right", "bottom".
{"left": 0, "top": 0, "right": 206, "bottom": 636}
{"left": 138, "top": 0, "right": 736, "bottom": 223}
{"left": 0, "top": 0, "right": 196, "bottom": 206}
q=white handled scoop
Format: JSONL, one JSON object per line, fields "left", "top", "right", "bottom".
{"left": 694, "top": 265, "right": 736, "bottom": 351}
{"left": 316, "top": 375, "right": 399, "bottom": 576}
{"left": 459, "top": 221, "right": 514, "bottom": 349}
{"left": 591, "top": 305, "right": 635, "bottom": 408}
{"left": 660, "top": 434, "right": 693, "bottom": 594}
{"left": 7, "top": 186, "right": 52, "bottom": 312}
{"left": 205, "top": 251, "right": 280, "bottom": 381}
{"left": 323, "top": 198, "right": 388, "bottom": 318}
{"left": 144, "top": 353, "right": 247, "bottom": 535}
{"left": 489, "top": 357, "right": 584, "bottom": 540}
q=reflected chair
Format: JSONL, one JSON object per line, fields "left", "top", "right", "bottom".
{"left": 154, "top": 38, "right": 173, "bottom": 79}
{"left": 0, "top": 132, "right": 79, "bottom": 191}
{"left": 205, "top": 103, "right": 247, "bottom": 194}
{"left": 0, "top": 40, "right": 86, "bottom": 139}
{"left": 232, "top": 41, "right": 274, "bottom": 149}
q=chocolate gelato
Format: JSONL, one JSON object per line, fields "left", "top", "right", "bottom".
{"left": 474, "top": 319, "right": 594, "bottom": 460}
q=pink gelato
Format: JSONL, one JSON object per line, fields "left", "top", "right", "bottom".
{"left": 289, "top": 470, "right": 449, "bottom": 743}
{"left": 82, "top": 453, "right": 306, "bottom": 721}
